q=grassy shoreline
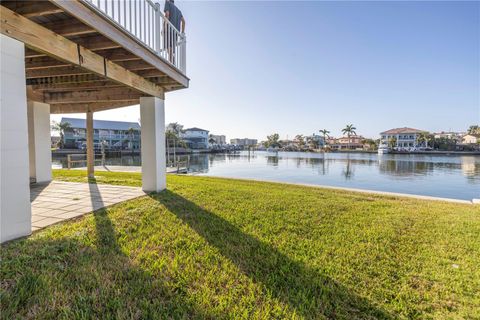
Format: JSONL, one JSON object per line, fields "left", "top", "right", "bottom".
{"left": 52, "top": 168, "right": 473, "bottom": 204}
{"left": 1, "top": 170, "right": 479, "bottom": 319}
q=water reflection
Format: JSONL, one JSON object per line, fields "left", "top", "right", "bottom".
{"left": 342, "top": 156, "right": 354, "bottom": 180}
{"left": 267, "top": 156, "right": 279, "bottom": 167}
{"left": 461, "top": 156, "right": 480, "bottom": 183}
{"left": 378, "top": 159, "right": 434, "bottom": 178}
{"left": 193, "top": 151, "right": 479, "bottom": 200}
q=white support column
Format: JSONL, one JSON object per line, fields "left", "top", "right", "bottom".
{"left": 0, "top": 34, "right": 31, "bottom": 242}
{"left": 86, "top": 110, "right": 94, "bottom": 179}
{"left": 27, "top": 101, "right": 52, "bottom": 183}
{"left": 140, "top": 97, "right": 166, "bottom": 192}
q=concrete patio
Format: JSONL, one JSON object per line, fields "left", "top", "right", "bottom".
{"left": 30, "top": 181, "right": 146, "bottom": 231}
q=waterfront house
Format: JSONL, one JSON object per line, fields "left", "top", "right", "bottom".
{"left": 61, "top": 117, "right": 141, "bottom": 150}
{"left": 462, "top": 134, "right": 479, "bottom": 144}
{"left": 210, "top": 134, "right": 226, "bottom": 145}
{"left": 230, "top": 138, "right": 258, "bottom": 147}
{"left": 306, "top": 133, "right": 325, "bottom": 149}
{"left": 0, "top": 0, "right": 189, "bottom": 242}
{"left": 434, "top": 131, "right": 465, "bottom": 141}
{"left": 327, "top": 136, "right": 365, "bottom": 150}
{"left": 379, "top": 128, "right": 427, "bottom": 149}
{"left": 181, "top": 128, "right": 209, "bottom": 149}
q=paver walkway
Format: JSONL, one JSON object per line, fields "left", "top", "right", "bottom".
{"left": 30, "top": 181, "right": 145, "bottom": 231}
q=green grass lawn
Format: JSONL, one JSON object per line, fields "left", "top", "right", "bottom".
{"left": 1, "top": 170, "right": 479, "bottom": 319}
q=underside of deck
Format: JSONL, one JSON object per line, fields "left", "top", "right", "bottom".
{"left": 1, "top": 0, "right": 189, "bottom": 114}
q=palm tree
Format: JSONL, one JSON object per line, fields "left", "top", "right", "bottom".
{"left": 319, "top": 129, "right": 330, "bottom": 148}
{"left": 467, "top": 125, "right": 480, "bottom": 135}
{"left": 388, "top": 136, "right": 397, "bottom": 149}
{"left": 341, "top": 124, "right": 357, "bottom": 150}
{"left": 417, "top": 132, "right": 429, "bottom": 148}
{"left": 51, "top": 121, "right": 71, "bottom": 149}
{"left": 208, "top": 135, "right": 216, "bottom": 145}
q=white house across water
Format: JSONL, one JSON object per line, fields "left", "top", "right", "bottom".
{"left": 1, "top": 0, "right": 189, "bottom": 242}
{"left": 180, "top": 127, "right": 209, "bottom": 149}
{"left": 61, "top": 117, "right": 141, "bottom": 150}
{"left": 379, "top": 127, "right": 427, "bottom": 150}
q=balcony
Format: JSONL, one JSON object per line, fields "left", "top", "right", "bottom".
{"left": 1, "top": 0, "right": 189, "bottom": 114}
{"left": 82, "top": 0, "right": 186, "bottom": 74}
{"left": 65, "top": 132, "right": 140, "bottom": 140}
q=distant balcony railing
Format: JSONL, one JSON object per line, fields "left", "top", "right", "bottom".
{"left": 65, "top": 133, "right": 140, "bottom": 140}
{"left": 81, "top": 0, "right": 186, "bottom": 74}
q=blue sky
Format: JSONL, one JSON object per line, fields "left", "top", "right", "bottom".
{"left": 52, "top": 0, "right": 479, "bottom": 140}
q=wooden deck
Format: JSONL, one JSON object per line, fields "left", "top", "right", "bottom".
{"left": 1, "top": 0, "right": 189, "bottom": 114}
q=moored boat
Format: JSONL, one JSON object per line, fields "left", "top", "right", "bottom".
{"left": 378, "top": 146, "right": 389, "bottom": 154}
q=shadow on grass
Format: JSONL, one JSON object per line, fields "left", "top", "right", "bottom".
{"left": 151, "top": 190, "right": 393, "bottom": 319}
{"left": 1, "top": 206, "right": 211, "bottom": 319}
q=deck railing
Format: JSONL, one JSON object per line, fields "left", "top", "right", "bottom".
{"left": 81, "top": 0, "right": 186, "bottom": 74}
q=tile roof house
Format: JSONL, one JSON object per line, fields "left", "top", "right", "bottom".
{"left": 379, "top": 127, "right": 428, "bottom": 149}
{"left": 380, "top": 127, "right": 426, "bottom": 135}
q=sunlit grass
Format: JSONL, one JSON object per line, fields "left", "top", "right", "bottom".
{"left": 52, "top": 169, "right": 142, "bottom": 187}
{"left": 1, "top": 170, "right": 479, "bottom": 319}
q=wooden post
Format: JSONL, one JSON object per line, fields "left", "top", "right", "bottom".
{"left": 67, "top": 154, "right": 71, "bottom": 170}
{"left": 86, "top": 109, "right": 94, "bottom": 179}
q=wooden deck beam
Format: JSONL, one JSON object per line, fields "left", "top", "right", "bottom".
{"left": 45, "top": 88, "right": 145, "bottom": 104}
{"left": 40, "top": 19, "right": 95, "bottom": 37}
{"left": 44, "top": 87, "right": 149, "bottom": 104}
{"left": 26, "top": 57, "right": 71, "bottom": 70}
{"left": 27, "top": 60, "right": 155, "bottom": 73}
{"left": 31, "top": 80, "right": 122, "bottom": 92}
{"left": 27, "top": 74, "right": 104, "bottom": 86}
{"left": 50, "top": 100, "right": 139, "bottom": 114}
{"left": 71, "top": 35, "right": 121, "bottom": 51}
{"left": 93, "top": 48, "right": 141, "bottom": 61}
{"left": 24, "top": 35, "right": 121, "bottom": 58}
{"left": 8, "top": 1, "right": 63, "bottom": 18}
{"left": 136, "top": 69, "right": 167, "bottom": 78}
{"left": 115, "top": 60, "right": 155, "bottom": 71}
{"left": 1, "top": 6, "right": 163, "bottom": 97}
{"left": 26, "top": 50, "right": 143, "bottom": 70}
{"left": 26, "top": 66, "right": 91, "bottom": 78}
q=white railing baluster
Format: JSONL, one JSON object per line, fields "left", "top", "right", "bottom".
{"left": 80, "top": 0, "right": 186, "bottom": 74}
{"left": 123, "top": 0, "right": 127, "bottom": 29}
{"left": 134, "top": 0, "right": 137, "bottom": 37}
{"left": 117, "top": 0, "right": 121, "bottom": 24}
{"left": 155, "top": 3, "right": 160, "bottom": 54}
{"left": 148, "top": 5, "right": 151, "bottom": 47}
{"left": 140, "top": 0, "right": 143, "bottom": 41}
{"left": 112, "top": 0, "right": 115, "bottom": 22}
{"left": 129, "top": 0, "right": 132, "bottom": 32}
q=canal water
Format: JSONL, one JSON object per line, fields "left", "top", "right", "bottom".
{"left": 53, "top": 151, "right": 479, "bottom": 201}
